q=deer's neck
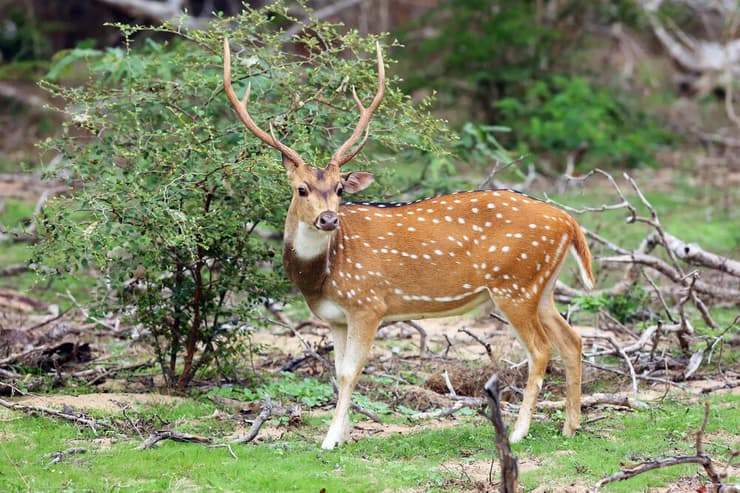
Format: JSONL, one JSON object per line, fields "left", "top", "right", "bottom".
{"left": 283, "top": 215, "right": 335, "bottom": 298}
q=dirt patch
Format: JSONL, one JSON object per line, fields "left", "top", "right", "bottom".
{"left": 14, "top": 392, "right": 185, "bottom": 413}
{"left": 350, "top": 415, "right": 466, "bottom": 441}
{"left": 530, "top": 480, "right": 592, "bottom": 493}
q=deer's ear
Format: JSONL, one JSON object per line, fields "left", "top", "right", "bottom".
{"left": 282, "top": 154, "right": 300, "bottom": 175}
{"left": 341, "top": 172, "right": 374, "bottom": 194}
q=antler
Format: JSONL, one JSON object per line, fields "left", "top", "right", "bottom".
{"left": 223, "top": 38, "right": 306, "bottom": 167}
{"left": 329, "top": 41, "right": 386, "bottom": 169}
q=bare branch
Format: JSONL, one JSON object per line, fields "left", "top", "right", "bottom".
{"left": 138, "top": 430, "right": 212, "bottom": 449}
{"left": 0, "top": 398, "right": 113, "bottom": 435}
{"left": 593, "top": 401, "right": 724, "bottom": 491}
{"left": 231, "top": 395, "right": 273, "bottom": 445}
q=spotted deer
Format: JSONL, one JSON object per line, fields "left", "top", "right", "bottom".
{"left": 223, "top": 39, "right": 594, "bottom": 449}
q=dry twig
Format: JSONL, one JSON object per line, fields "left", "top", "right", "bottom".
{"left": 593, "top": 401, "right": 726, "bottom": 491}
{"left": 138, "top": 430, "right": 212, "bottom": 449}
{"left": 231, "top": 395, "right": 273, "bottom": 445}
{"left": 0, "top": 398, "right": 113, "bottom": 435}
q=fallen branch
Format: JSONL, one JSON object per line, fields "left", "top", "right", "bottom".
{"left": 403, "top": 321, "right": 428, "bottom": 356}
{"left": 643, "top": 231, "right": 740, "bottom": 278}
{"left": 82, "top": 360, "right": 154, "bottom": 386}
{"left": 701, "top": 381, "right": 739, "bottom": 394}
{"left": 537, "top": 393, "right": 648, "bottom": 411}
{"left": 138, "top": 430, "right": 212, "bottom": 449}
{"left": 44, "top": 447, "right": 88, "bottom": 465}
{"left": 0, "top": 398, "right": 113, "bottom": 435}
{"left": 599, "top": 253, "right": 740, "bottom": 301}
{"left": 583, "top": 334, "right": 639, "bottom": 397}
{"left": 0, "top": 264, "right": 30, "bottom": 277}
{"left": 583, "top": 360, "right": 686, "bottom": 389}
{"left": 231, "top": 395, "right": 273, "bottom": 445}
{"left": 593, "top": 401, "right": 725, "bottom": 491}
{"left": 458, "top": 327, "right": 493, "bottom": 360}
{"left": 408, "top": 401, "right": 468, "bottom": 421}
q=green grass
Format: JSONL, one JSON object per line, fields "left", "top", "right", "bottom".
{"left": 1, "top": 393, "right": 737, "bottom": 492}
{"left": 548, "top": 184, "right": 739, "bottom": 256}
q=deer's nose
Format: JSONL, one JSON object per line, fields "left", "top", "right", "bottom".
{"left": 316, "top": 211, "right": 339, "bottom": 231}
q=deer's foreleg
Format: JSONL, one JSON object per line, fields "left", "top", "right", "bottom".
{"left": 321, "top": 314, "right": 380, "bottom": 450}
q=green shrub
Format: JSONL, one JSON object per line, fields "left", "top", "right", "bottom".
{"left": 35, "top": 2, "right": 451, "bottom": 389}
{"left": 401, "top": 0, "right": 674, "bottom": 170}
{"left": 575, "top": 284, "right": 649, "bottom": 324}
{"left": 497, "top": 75, "right": 675, "bottom": 169}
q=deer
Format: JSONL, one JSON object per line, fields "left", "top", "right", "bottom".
{"left": 223, "top": 38, "right": 594, "bottom": 450}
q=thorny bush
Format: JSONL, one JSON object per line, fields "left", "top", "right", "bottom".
{"left": 34, "top": 1, "right": 452, "bottom": 389}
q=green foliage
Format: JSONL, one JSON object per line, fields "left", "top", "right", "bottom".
{"left": 575, "top": 284, "right": 649, "bottom": 324}
{"left": 497, "top": 76, "right": 675, "bottom": 168}
{"left": 209, "top": 373, "right": 335, "bottom": 408}
{"left": 34, "top": 2, "right": 452, "bottom": 389}
{"left": 402, "top": 0, "right": 674, "bottom": 170}
{"left": 404, "top": 0, "right": 558, "bottom": 122}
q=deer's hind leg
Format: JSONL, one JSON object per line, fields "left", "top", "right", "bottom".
{"left": 493, "top": 296, "right": 552, "bottom": 443}
{"left": 539, "top": 298, "right": 582, "bottom": 437}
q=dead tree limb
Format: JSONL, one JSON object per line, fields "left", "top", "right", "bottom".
{"left": 599, "top": 253, "right": 740, "bottom": 301}
{"left": 231, "top": 395, "right": 273, "bottom": 445}
{"left": 583, "top": 335, "right": 639, "bottom": 397}
{"left": 593, "top": 401, "right": 725, "bottom": 491}
{"left": 408, "top": 401, "right": 469, "bottom": 421}
{"left": 138, "top": 430, "right": 212, "bottom": 449}
{"left": 458, "top": 328, "right": 493, "bottom": 360}
{"left": 0, "top": 398, "right": 113, "bottom": 435}
{"left": 482, "top": 374, "right": 519, "bottom": 493}
{"left": 44, "top": 447, "right": 88, "bottom": 465}
{"left": 403, "top": 321, "right": 428, "bottom": 356}
{"left": 643, "top": 231, "right": 740, "bottom": 278}
{"left": 537, "top": 393, "right": 649, "bottom": 411}
{"left": 0, "top": 264, "right": 30, "bottom": 277}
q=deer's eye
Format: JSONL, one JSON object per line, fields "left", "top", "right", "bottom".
{"left": 297, "top": 187, "right": 308, "bottom": 197}
{"left": 337, "top": 187, "right": 344, "bottom": 197}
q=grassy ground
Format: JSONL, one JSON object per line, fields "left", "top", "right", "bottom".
{"left": 1, "top": 172, "right": 738, "bottom": 492}
{"left": 0, "top": 391, "right": 737, "bottom": 492}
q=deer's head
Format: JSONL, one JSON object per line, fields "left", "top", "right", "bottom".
{"left": 223, "top": 38, "right": 384, "bottom": 234}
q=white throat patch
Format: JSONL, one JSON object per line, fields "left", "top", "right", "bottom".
{"left": 293, "top": 221, "right": 332, "bottom": 260}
